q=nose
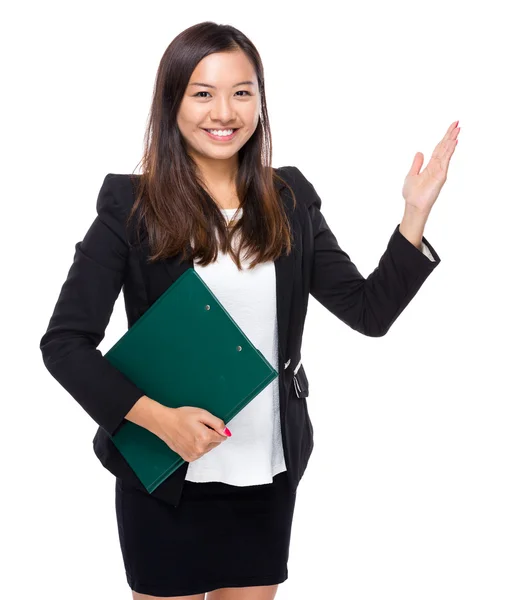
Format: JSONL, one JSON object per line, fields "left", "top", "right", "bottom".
{"left": 210, "top": 97, "right": 236, "bottom": 124}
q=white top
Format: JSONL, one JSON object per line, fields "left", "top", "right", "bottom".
{"left": 185, "top": 208, "right": 287, "bottom": 486}
{"left": 185, "top": 208, "right": 436, "bottom": 487}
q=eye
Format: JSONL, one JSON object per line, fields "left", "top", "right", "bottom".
{"left": 193, "top": 90, "right": 252, "bottom": 98}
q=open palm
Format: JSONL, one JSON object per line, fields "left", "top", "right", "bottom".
{"left": 402, "top": 120, "right": 460, "bottom": 215}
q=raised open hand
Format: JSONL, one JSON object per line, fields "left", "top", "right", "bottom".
{"left": 402, "top": 120, "right": 460, "bottom": 215}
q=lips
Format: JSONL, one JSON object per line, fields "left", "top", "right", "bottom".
{"left": 203, "top": 128, "right": 239, "bottom": 133}
{"left": 202, "top": 128, "right": 240, "bottom": 141}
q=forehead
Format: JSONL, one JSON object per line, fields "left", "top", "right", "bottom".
{"left": 189, "top": 51, "right": 257, "bottom": 87}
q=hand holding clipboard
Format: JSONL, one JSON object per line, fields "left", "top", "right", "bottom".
{"left": 104, "top": 268, "right": 277, "bottom": 493}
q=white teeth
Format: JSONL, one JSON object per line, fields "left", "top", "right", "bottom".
{"left": 207, "top": 129, "right": 235, "bottom": 136}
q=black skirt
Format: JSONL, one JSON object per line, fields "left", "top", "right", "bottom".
{"left": 115, "top": 469, "right": 297, "bottom": 597}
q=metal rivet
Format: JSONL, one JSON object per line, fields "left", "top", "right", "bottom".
{"left": 205, "top": 304, "right": 211, "bottom": 310}
{"left": 237, "top": 345, "right": 242, "bottom": 352}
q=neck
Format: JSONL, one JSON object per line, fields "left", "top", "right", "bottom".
{"left": 194, "top": 155, "right": 239, "bottom": 189}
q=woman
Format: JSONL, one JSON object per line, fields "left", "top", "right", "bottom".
{"left": 39, "top": 21, "right": 459, "bottom": 600}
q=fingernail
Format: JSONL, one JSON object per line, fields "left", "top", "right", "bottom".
{"left": 223, "top": 427, "right": 232, "bottom": 437}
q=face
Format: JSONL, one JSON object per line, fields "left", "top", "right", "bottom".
{"left": 177, "top": 50, "right": 261, "bottom": 175}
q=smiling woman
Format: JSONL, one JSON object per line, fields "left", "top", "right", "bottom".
{"left": 127, "top": 33, "right": 294, "bottom": 271}
{"left": 111, "top": 21, "right": 298, "bottom": 600}
{"left": 39, "top": 15, "right": 451, "bottom": 600}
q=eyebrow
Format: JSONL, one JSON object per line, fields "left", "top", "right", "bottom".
{"left": 188, "top": 80, "right": 255, "bottom": 89}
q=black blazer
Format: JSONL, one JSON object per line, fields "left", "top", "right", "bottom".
{"left": 39, "top": 166, "right": 440, "bottom": 507}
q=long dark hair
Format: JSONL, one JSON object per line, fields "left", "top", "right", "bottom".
{"left": 126, "top": 21, "right": 296, "bottom": 270}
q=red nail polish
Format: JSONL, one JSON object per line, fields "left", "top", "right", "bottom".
{"left": 223, "top": 427, "right": 232, "bottom": 437}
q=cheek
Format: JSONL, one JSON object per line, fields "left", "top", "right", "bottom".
{"left": 177, "top": 116, "right": 201, "bottom": 140}
{"left": 177, "top": 103, "right": 201, "bottom": 126}
{"left": 250, "top": 109, "right": 261, "bottom": 128}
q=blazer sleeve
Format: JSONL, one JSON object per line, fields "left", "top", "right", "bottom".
{"left": 291, "top": 166, "right": 441, "bottom": 337}
{"left": 39, "top": 174, "right": 147, "bottom": 436}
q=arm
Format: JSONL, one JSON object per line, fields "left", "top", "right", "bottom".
{"left": 39, "top": 174, "right": 149, "bottom": 436}
{"left": 399, "top": 207, "right": 437, "bottom": 262}
{"left": 292, "top": 167, "right": 441, "bottom": 337}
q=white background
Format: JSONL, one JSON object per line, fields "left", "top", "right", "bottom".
{"left": 4, "top": 0, "right": 521, "bottom": 598}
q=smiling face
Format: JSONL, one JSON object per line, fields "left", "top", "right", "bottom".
{"left": 177, "top": 50, "right": 261, "bottom": 176}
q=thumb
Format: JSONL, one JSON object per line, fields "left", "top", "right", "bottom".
{"left": 407, "top": 151, "right": 424, "bottom": 176}
{"left": 198, "top": 409, "right": 232, "bottom": 437}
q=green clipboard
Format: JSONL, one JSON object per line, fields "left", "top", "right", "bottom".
{"left": 104, "top": 268, "right": 278, "bottom": 493}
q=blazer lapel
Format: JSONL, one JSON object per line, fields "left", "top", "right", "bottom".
{"left": 159, "top": 178, "right": 296, "bottom": 367}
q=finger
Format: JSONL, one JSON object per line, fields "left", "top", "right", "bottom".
{"left": 203, "top": 423, "right": 229, "bottom": 438}
{"left": 439, "top": 121, "right": 459, "bottom": 147}
{"left": 443, "top": 127, "right": 460, "bottom": 156}
{"left": 425, "top": 124, "right": 459, "bottom": 177}
{"left": 449, "top": 125, "right": 460, "bottom": 140}
{"left": 407, "top": 151, "right": 424, "bottom": 176}
{"left": 446, "top": 120, "right": 459, "bottom": 136}
{"left": 205, "top": 441, "right": 223, "bottom": 454}
{"left": 439, "top": 137, "right": 458, "bottom": 174}
{"left": 444, "top": 137, "right": 458, "bottom": 163}
{"left": 434, "top": 126, "right": 460, "bottom": 161}
{"left": 199, "top": 409, "right": 228, "bottom": 435}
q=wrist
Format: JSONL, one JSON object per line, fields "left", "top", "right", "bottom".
{"left": 403, "top": 203, "right": 430, "bottom": 222}
{"left": 125, "top": 395, "right": 169, "bottom": 436}
{"left": 400, "top": 207, "right": 429, "bottom": 249}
